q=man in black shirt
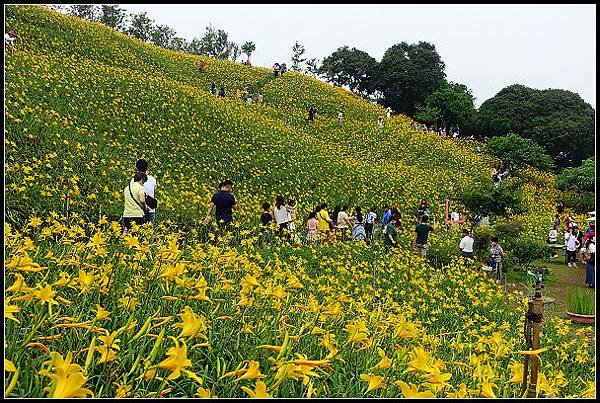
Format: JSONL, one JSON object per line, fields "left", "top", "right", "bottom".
{"left": 414, "top": 214, "right": 435, "bottom": 258}
{"left": 203, "top": 180, "right": 238, "bottom": 227}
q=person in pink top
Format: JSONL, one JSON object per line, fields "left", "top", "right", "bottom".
{"left": 306, "top": 211, "right": 319, "bottom": 244}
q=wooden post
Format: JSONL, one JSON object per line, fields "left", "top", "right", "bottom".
{"left": 527, "top": 279, "right": 543, "bottom": 398}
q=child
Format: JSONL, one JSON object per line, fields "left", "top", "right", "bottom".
{"left": 547, "top": 227, "right": 558, "bottom": 258}
{"left": 306, "top": 211, "right": 319, "bottom": 243}
{"left": 260, "top": 202, "right": 272, "bottom": 226}
{"left": 285, "top": 198, "right": 298, "bottom": 231}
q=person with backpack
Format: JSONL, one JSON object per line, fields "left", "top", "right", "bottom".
{"left": 122, "top": 172, "right": 149, "bottom": 236}
{"left": 133, "top": 159, "right": 157, "bottom": 223}
{"left": 414, "top": 215, "right": 435, "bottom": 258}
{"left": 365, "top": 207, "right": 377, "bottom": 244}
{"left": 203, "top": 180, "right": 238, "bottom": 228}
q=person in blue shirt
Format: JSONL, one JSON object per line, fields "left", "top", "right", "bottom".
{"left": 381, "top": 205, "right": 392, "bottom": 229}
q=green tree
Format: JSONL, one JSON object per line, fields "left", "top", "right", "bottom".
{"left": 198, "top": 25, "right": 239, "bottom": 60}
{"left": 150, "top": 24, "right": 176, "bottom": 49}
{"left": 485, "top": 133, "right": 555, "bottom": 171}
{"left": 318, "top": 46, "right": 378, "bottom": 96}
{"left": 68, "top": 5, "right": 99, "bottom": 21}
{"left": 459, "top": 181, "right": 525, "bottom": 223}
{"left": 291, "top": 41, "right": 307, "bottom": 72}
{"left": 555, "top": 157, "right": 595, "bottom": 192}
{"left": 169, "top": 36, "right": 189, "bottom": 52}
{"left": 99, "top": 5, "right": 127, "bottom": 31}
{"left": 127, "top": 12, "right": 155, "bottom": 42}
{"left": 241, "top": 41, "right": 256, "bottom": 63}
{"left": 415, "top": 82, "right": 475, "bottom": 133}
{"left": 372, "top": 41, "right": 446, "bottom": 116}
{"left": 477, "top": 84, "right": 595, "bottom": 168}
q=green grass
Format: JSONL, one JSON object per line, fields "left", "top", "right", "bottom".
{"left": 566, "top": 288, "right": 595, "bottom": 315}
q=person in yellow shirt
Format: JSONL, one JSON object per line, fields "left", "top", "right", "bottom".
{"left": 317, "top": 203, "right": 332, "bottom": 241}
{"left": 122, "top": 172, "right": 149, "bottom": 235}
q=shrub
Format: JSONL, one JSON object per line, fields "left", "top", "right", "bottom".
{"left": 503, "top": 235, "right": 549, "bottom": 271}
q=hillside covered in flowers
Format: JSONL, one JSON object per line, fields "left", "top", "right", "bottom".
{"left": 4, "top": 5, "right": 594, "bottom": 398}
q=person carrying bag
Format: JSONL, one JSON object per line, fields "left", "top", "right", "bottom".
{"left": 122, "top": 172, "right": 150, "bottom": 235}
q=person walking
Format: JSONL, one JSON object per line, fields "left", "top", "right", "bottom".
{"left": 280, "top": 63, "right": 287, "bottom": 75}
{"left": 377, "top": 116, "right": 384, "bottom": 128}
{"left": 273, "top": 63, "right": 280, "bottom": 77}
{"left": 414, "top": 215, "right": 435, "bottom": 258}
{"left": 273, "top": 195, "right": 290, "bottom": 239}
{"left": 210, "top": 82, "right": 217, "bottom": 96}
{"left": 583, "top": 237, "right": 595, "bottom": 288}
{"left": 122, "top": 172, "right": 149, "bottom": 236}
{"left": 565, "top": 228, "right": 579, "bottom": 267}
{"left": 390, "top": 205, "right": 402, "bottom": 228}
{"left": 551, "top": 213, "right": 560, "bottom": 231}
{"left": 133, "top": 159, "right": 157, "bottom": 223}
{"left": 337, "top": 112, "right": 344, "bottom": 125}
{"left": 386, "top": 107, "right": 392, "bottom": 118}
{"left": 459, "top": 228, "right": 474, "bottom": 259}
{"left": 203, "top": 180, "right": 238, "bottom": 228}
{"left": 308, "top": 107, "right": 317, "bottom": 122}
{"left": 488, "top": 236, "right": 505, "bottom": 284}
{"left": 365, "top": 207, "right": 377, "bottom": 244}
{"left": 218, "top": 86, "right": 225, "bottom": 97}
{"left": 564, "top": 212, "right": 575, "bottom": 229}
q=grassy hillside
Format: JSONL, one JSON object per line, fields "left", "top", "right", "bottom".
{"left": 5, "top": 5, "right": 593, "bottom": 399}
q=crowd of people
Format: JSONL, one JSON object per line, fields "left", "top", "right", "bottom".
{"left": 548, "top": 210, "right": 595, "bottom": 288}
{"left": 121, "top": 160, "right": 594, "bottom": 289}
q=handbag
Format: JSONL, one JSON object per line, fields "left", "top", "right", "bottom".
{"left": 129, "top": 183, "right": 149, "bottom": 222}
{"left": 145, "top": 194, "right": 157, "bottom": 209}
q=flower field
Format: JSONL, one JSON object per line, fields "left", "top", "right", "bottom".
{"left": 4, "top": 5, "right": 595, "bottom": 398}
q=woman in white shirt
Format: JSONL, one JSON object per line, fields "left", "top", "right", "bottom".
{"left": 336, "top": 206, "right": 351, "bottom": 241}
{"left": 273, "top": 195, "right": 289, "bottom": 239}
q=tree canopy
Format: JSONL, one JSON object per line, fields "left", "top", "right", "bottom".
{"left": 318, "top": 46, "right": 378, "bottom": 96}
{"left": 555, "top": 157, "right": 595, "bottom": 192}
{"left": 477, "top": 84, "right": 595, "bottom": 168}
{"left": 415, "top": 82, "right": 476, "bottom": 133}
{"left": 485, "top": 133, "right": 555, "bottom": 172}
{"left": 372, "top": 41, "right": 446, "bottom": 116}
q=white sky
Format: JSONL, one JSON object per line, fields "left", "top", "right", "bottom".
{"left": 110, "top": 4, "right": 594, "bottom": 107}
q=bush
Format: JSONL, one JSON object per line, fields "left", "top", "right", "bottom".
{"left": 473, "top": 226, "right": 494, "bottom": 255}
{"left": 560, "top": 190, "right": 596, "bottom": 214}
{"left": 503, "top": 235, "right": 549, "bottom": 271}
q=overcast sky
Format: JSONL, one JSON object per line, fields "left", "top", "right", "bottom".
{"left": 115, "top": 4, "right": 595, "bottom": 108}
